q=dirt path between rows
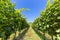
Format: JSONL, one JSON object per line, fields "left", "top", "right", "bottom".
{"left": 17, "top": 27, "right": 41, "bottom": 40}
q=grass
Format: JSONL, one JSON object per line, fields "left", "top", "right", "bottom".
{"left": 9, "top": 28, "right": 29, "bottom": 40}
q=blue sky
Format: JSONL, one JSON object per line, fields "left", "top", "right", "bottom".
{"left": 11, "top": 0, "right": 47, "bottom": 22}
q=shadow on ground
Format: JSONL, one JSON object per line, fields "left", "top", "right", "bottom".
{"left": 13, "top": 27, "right": 29, "bottom": 40}
{"left": 33, "top": 28, "right": 50, "bottom": 40}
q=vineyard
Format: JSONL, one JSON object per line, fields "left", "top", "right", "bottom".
{"left": 32, "top": 0, "right": 60, "bottom": 40}
{"left": 0, "top": 0, "right": 60, "bottom": 40}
